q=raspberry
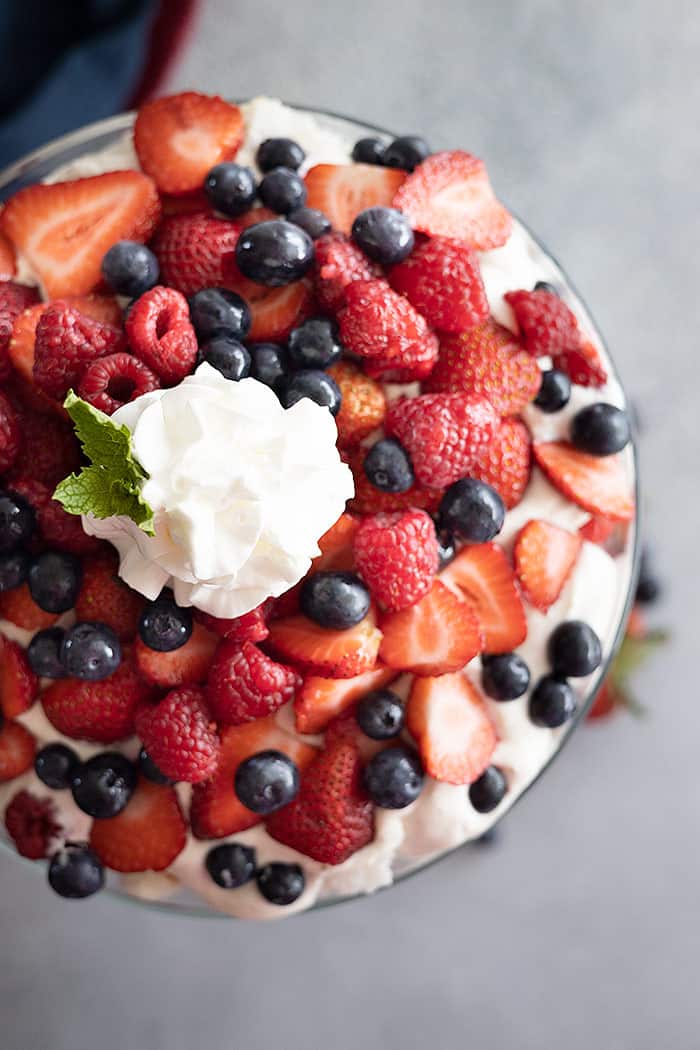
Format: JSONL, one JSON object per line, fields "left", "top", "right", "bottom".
{"left": 5, "top": 790, "right": 60, "bottom": 859}
{"left": 0, "top": 388, "right": 20, "bottom": 473}
{"left": 470, "top": 418, "right": 532, "bottom": 509}
{"left": 326, "top": 360, "right": 386, "bottom": 448}
{"left": 388, "top": 235, "right": 489, "bottom": 333}
{"left": 194, "top": 605, "right": 270, "bottom": 644}
{"left": 151, "top": 213, "right": 241, "bottom": 296}
{"left": 313, "top": 232, "right": 380, "bottom": 314}
{"left": 8, "top": 404, "right": 81, "bottom": 489}
{"left": 74, "top": 548, "right": 144, "bottom": 640}
{"left": 353, "top": 510, "right": 439, "bottom": 611}
{"left": 126, "top": 285, "right": 198, "bottom": 385}
{"left": 78, "top": 352, "right": 160, "bottom": 415}
{"left": 0, "top": 281, "right": 40, "bottom": 380}
{"left": 8, "top": 477, "right": 101, "bottom": 556}
{"left": 385, "top": 393, "right": 497, "bottom": 489}
{"left": 135, "top": 686, "right": 220, "bottom": 784}
{"left": 33, "top": 301, "right": 125, "bottom": 400}
{"left": 363, "top": 334, "right": 439, "bottom": 383}
{"left": 553, "top": 339, "right": 608, "bottom": 387}
{"left": 504, "top": 289, "right": 581, "bottom": 357}
{"left": 205, "top": 640, "right": 300, "bottom": 725}
{"left": 338, "top": 279, "right": 439, "bottom": 368}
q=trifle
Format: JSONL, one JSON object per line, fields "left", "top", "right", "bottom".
{"left": 0, "top": 93, "right": 636, "bottom": 919}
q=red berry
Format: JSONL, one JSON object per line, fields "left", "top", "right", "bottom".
{"left": 0, "top": 388, "right": 20, "bottom": 473}
{"left": 267, "top": 609, "right": 382, "bottom": 680}
{"left": 441, "top": 542, "right": 528, "bottom": 654}
{"left": 74, "top": 548, "right": 144, "bottom": 640}
{"left": 152, "top": 214, "right": 241, "bottom": 297}
{"left": 469, "top": 418, "right": 532, "bottom": 509}
{"left": 533, "top": 441, "right": 635, "bottom": 521}
{"left": 33, "top": 301, "right": 125, "bottom": 401}
{"left": 304, "top": 163, "right": 407, "bottom": 236}
{"left": 0, "top": 720, "right": 36, "bottom": 781}
{"left": 0, "top": 583, "right": 58, "bottom": 631}
{"left": 313, "top": 232, "right": 381, "bottom": 315}
{"left": 135, "top": 686, "right": 220, "bottom": 784}
{"left": 5, "top": 790, "right": 60, "bottom": 859}
{"left": 8, "top": 402, "right": 81, "bottom": 489}
{"left": 553, "top": 339, "right": 608, "bottom": 388}
{"left": 134, "top": 622, "right": 218, "bottom": 688}
{"left": 407, "top": 672, "right": 497, "bottom": 784}
{"left": 206, "top": 640, "right": 300, "bottom": 725}
{"left": 345, "top": 447, "right": 442, "bottom": 517}
{"left": 90, "top": 780, "right": 186, "bottom": 873}
{"left": 8, "top": 477, "right": 100, "bottom": 556}
{"left": 294, "top": 666, "right": 398, "bottom": 735}
{"left": 339, "top": 279, "right": 439, "bottom": 369}
{"left": 194, "top": 605, "right": 270, "bottom": 644}
{"left": 504, "top": 289, "right": 581, "bottom": 358}
{"left": 388, "top": 236, "right": 489, "bottom": 333}
{"left": 514, "top": 519, "right": 583, "bottom": 612}
{"left": 78, "top": 352, "right": 160, "bottom": 415}
{"left": 0, "top": 637, "right": 37, "bottom": 718}
{"left": 126, "top": 285, "right": 198, "bottom": 385}
{"left": 353, "top": 510, "right": 439, "bottom": 612}
{"left": 0, "top": 233, "right": 16, "bottom": 280}
{"left": 378, "top": 580, "right": 482, "bottom": 676}
{"left": 0, "top": 281, "right": 40, "bottom": 379}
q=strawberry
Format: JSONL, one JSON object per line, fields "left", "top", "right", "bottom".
{"left": 0, "top": 637, "right": 37, "bottom": 718}
{"left": 313, "top": 232, "right": 381, "bottom": 314}
{"left": 126, "top": 286, "right": 197, "bottom": 385}
{"left": 393, "top": 151, "right": 511, "bottom": 250}
{"left": 206, "top": 640, "right": 300, "bottom": 725}
{"left": 324, "top": 707, "right": 390, "bottom": 762}
{"left": 8, "top": 477, "right": 99, "bottom": 556}
{"left": 326, "top": 360, "right": 386, "bottom": 448}
{"left": 406, "top": 672, "right": 497, "bottom": 784}
{"left": 424, "top": 320, "right": 542, "bottom": 416}
{"left": 135, "top": 686, "right": 220, "bottom": 784}
{"left": 134, "top": 92, "right": 244, "bottom": 195}
{"left": 190, "top": 717, "right": 318, "bottom": 839}
{"left": 513, "top": 519, "right": 583, "bottom": 612}
{"left": 151, "top": 214, "right": 241, "bottom": 296}
{"left": 266, "top": 609, "right": 382, "bottom": 679}
{"left": 0, "top": 232, "right": 16, "bottom": 279}
{"left": 504, "top": 289, "right": 581, "bottom": 358}
{"left": 5, "top": 790, "right": 60, "bottom": 859}
{"left": 586, "top": 679, "right": 617, "bottom": 721}
{"left": 533, "top": 441, "right": 635, "bottom": 521}
{"left": 353, "top": 510, "right": 439, "bottom": 612}
{"left": 553, "top": 339, "right": 608, "bottom": 388}
{"left": 194, "top": 605, "right": 270, "bottom": 644}
{"left": 441, "top": 542, "right": 528, "bottom": 653}
{"left": 388, "top": 235, "right": 489, "bottom": 333}
{"left": 0, "top": 388, "right": 20, "bottom": 473}
{"left": 266, "top": 741, "right": 373, "bottom": 864}
{"left": 385, "top": 392, "right": 497, "bottom": 488}
{"left": 90, "top": 779, "right": 186, "bottom": 872}
{"left": 74, "top": 549, "right": 144, "bottom": 640}
{"left": 294, "top": 665, "right": 398, "bottom": 735}
{"left": 160, "top": 190, "right": 213, "bottom": 217}
{"left": 363, "top": 332, "right": 440, "bottom": 383}
{"left": 304, "top": 164, "right": 407, "bottom": 236}
{"left": 77, "top": 352, "right": 161, "bottom": 415}
{"left": 0, "top": 281, "right": 40, "bottom": 379}
{"left": 346, "top": 447, "right": 442, "bottom": 516}
{"left": 339, "top": 279, "right": 439, "bottom": 369}
{"left": 134, "top": 622, "right": 219, "bottom": 688}
{"left": 579, "top": 514, "right": 618, "bottom": 545}
{"left": 470, "top": 418, "right": 532, "bottom": 509}
{"left": 66, "top": 294, "right": 123, "bottom": 329}
{"left": 0, "top": 720, "right": 36, "bottom": 781}
{"left": 379, "top": 579, "right": 481, "bottom": 676}
{"left": 313, "top": 513, "right": 359, "bottom": 573}
{"left": 222, "top": 264, "right": 314, "bottom": 342}
{"left": 8, "top": 403, "right": 81, "bottom": 489}
{"left": 33, "top": 302, "right": 125, "bottom": 401}
{"left": 41, "top": 649, "right": 152, "bottom": 742}
{"left": 0, "top": 171, "right": 160, "bottom": 298}
{"left": 0, "top": 584, "right": 58, "bottom": 631}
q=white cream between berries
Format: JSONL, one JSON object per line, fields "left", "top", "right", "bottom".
{"left": 0, "top": 95, "right": 635, "bottom": 919}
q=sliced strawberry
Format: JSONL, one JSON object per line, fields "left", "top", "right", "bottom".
{"left": 152, "top": 214, "right": 242, "bottom": 297}
{"left": 134, "top": 622, "right": 219, "bottom": 688}
{"left": 223, "top": 271, "right": 314, "bottom": 343}
{"left": 327, "top": 360, "right": 386, "bottom": 449}
{"left": 578, "top": 514, "right": 618, "bottom": 545}
{"left": 407, "top": 672, "right": 497, "bottom": 784}
{"left": 90, "top": 780, "right": 186, "bottom": 872}
{"left": 236, "top": 206, "right": 278, "bottom": 229}
{"left": 0, "top": 172, "right": 160, "bottom": 298}
{"left": 134, "top": 92, "right": 244, "bottom": 195}
{"left": 514, "top": 519, "right": 583, "bottom": 612}
{"left": 304, "top": 164, "right": 407, "bottom": 236}
{"left": 8, "top": 303, "right": 45, "bottom": 383}
{"left": 0, "top": 638, "right": 37, "bottom": 718}
{"left": 266, "top": 609, "right": 382, "bottom": 679}
{"left": 346, "top": 447, "right": 442, "bottom": 517}
{"left": 0, "top": 720, "right": 36, "bottom": 782}
{"left": 294, "top": 665, "right": 398, "bottom": 734}
{"left": 441, "top": 543, "right": 528, "bottom": 654}
{"left": 0, "top": 583, "right": 58, "bottom": 631}
{"left": 470, "top": 418, "right": 532, "bottom": 510}
{"left": 324, "top": 707, "right": 391, "bottom": 763}
{"left": 0, "top": 281, "right": 41, "bottom": 379}
{"left": 160, "top": 190, "right": 213, "bottom": 217}
{"left": 533, "top": 441, "right": 635, "bottom": 521}
{"left": 553, "top": 340, "right": 608, "bottom": 387}
{"left": 378, "top": 580, "right": 481, "bottom": 676}
{"left": 312, "top": 512, "right": 359, "bottom": 573}
{"left": 393, "top": 151, "right": 512, "bottom": 250}
{"left": 0, "top": 231, "right": 16, "bottom": 279}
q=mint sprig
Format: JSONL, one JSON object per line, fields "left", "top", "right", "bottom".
{"left": 53, "top": 391, "right": 155, "bottom": 535}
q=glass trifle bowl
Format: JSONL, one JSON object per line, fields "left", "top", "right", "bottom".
{"left": 0, "top": 97, "right": 638, "bottom": 919}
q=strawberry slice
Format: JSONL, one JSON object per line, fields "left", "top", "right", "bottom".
{"left": 294, "top": 665, "right": 398, "bottom": 734}
{"left": 533, "top": 441, "right": 635, "bottom": 521}
{"left": 90, "top": 780, "right": 186, "bottom": 873}
{"left": 134, "top": 622, "right": 219, "bottom": 688}
{"left": 470, "top": 418, "right": 532, "bottom": 510}
{"left": 222, "top": 252, "right": 315, "bottom": 341}
{"left": 266, "top": 609, "right": 382, "bottom": 680}
{"left": 134, "top": 92, "right": 244, "bottom": 195}
{"left": 0, "top": 720, "right": 36, "bottom": 782}
{"left": 393, "top": 151, "right": 512, "bottom": 250}
{"left": 0, "top": 231, "right": 16, "bottom": 279}
{"left": 514, "top": 519, "right": 583, "bottom": 612}
{"left": 441, "top": 543, "right": 527, "bottom": 654}
{"left": 0, "top": 172, "right": 160, "bottom": 298}
{"left": 407, "top": 672, "right": 497, "bottom": 784}
{"left": 378, "top": 580, "right": 481, "bottom": 676}
{"left": 578, "top": 514, "right": 618, "bottom": 545}
{"left": 190, "top": 717, "right": 318, "bottom": 839}
{"left": 0, "top": 583, "right": 58, "bottom": 631}
{"left": 304, "top": 164, "right": 407, "bottom": 236}
{"left": 0, "top": 638, "right": 37, "bottom": 719}
{"left": 553, "top": 340, "right": 608, "bottom": 387}
{"left": 313, "top": 513, "right": 359, "bottom": 573}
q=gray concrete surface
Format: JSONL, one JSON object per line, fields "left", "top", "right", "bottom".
{"left": 2, "top": 1, "right": 698, "bottom": 1046}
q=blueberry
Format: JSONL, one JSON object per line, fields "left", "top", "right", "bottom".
{"left": 481, "top": 652, "right": 531, "bottom": 700}
{"left": 256, "top": 862, "right": 305, "bottom": 905}
{"left": 533, "top": 280, "right": 559, "bottom": 296}
{"left": 199, "top": 336, "right": 251, "bottom": 381}
{"left": 469, "top": 766, "right": 507, "bottom": 813}
{"left": 0, "top": 548, "right": 30, "bottom": 591}
{"left": 279, "top": 370, "right": 341, "bottom": 415}
{"left": 60, "top": 622, "right": 121, "bottom": 681}
{"left": 439, "top": 478, "right": 505, "bottom": 542}
{"left": 203, "top": 162, "right": 256, "bottom": 216}
{"left": 257, "top": 137, "right": 305, "bottom": 173}
{"left": 352, "top": 137, "right": 387, "bottom": 165}
{"left": 351, "top": 206, "right": 414, "bottom": 265}
{"left": 287, "top": 206, "right": 331, "bottom": 240}
{"left": 138, "top": 748, "right": 174, "bottom": 786}
{"left": 235, "top": 220, "right": 314, "bottom": 287}
{"left": 383, "top": 135, "right": 431, "bottom": 172}
{"left": 570, "top": 403, "right": 631, "bottom": 456}
{"left": 363, "top": 438, "right": 414, "bottom": 493}
{"left": 189, "top": 288, "right": 251, "bottom": 341}
{"left": 356, "top": 689, "right": 404, "bottom": 740}
{"left": 300, "top": 571, "right": 370, "bottom": 629}
{"left": 636, "top": 548, "right": 661, "bottom": 605}
{"left": 27, "top": 627, "right": 66, "bottom": 678}
{"left": 363, "top": 747, "right": 424, "bottom": 808}
{"left": 528, "top": 676, "right": 577, "bottom": 728}
{"left": 101, "top": 240, "right": 159, "bottom": 298}
{"left": 434, "top": 525, "right": 456, "bottom": 570}
{"left": 138, "top": 590, "right": 192, "bottom": 652}
{"left": 287, "top": 317, "right": 343, "bottom": 370}
{"left": 258, "top": 167, "right": 307, "bottom": 214}
{"left": 48, "top": 844, "right": 105, "bottom": 899}
{"left": 35, "top": 743, "right": 79, "bottom": 789}
{"left": 249, "top": 342, "right": 291, "bottom": 390}
{"left": 547, "top": 620, "right": 602, "bottom": 677}
{"left": 28, "top": 551, "right": 82, "bottom": 613}
{"left": 205, "top": 842, "right": 256, "bottom": 889}
{"left": 0, "top": 492, "right": 35, "bottom": 551}
{"left": 534, "top": 369, "right": 571, "bottom": 413}
{"left": 234, "top": 750, "right": 300, "bottom": 815}
{"left": 71, "top": 753, "right": 137, "bottom": 818}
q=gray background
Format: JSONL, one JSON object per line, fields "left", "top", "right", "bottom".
{"left": 2, "top": 1, "right": 698, "bottom": 1046}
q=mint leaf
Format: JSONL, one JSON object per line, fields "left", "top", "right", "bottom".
{"left": 53, "top": 392, "right": 155, "bottom": 535}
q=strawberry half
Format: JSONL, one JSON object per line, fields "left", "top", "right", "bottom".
{"left": 312, "top": 513, "right": 359, "bottom": 573}
{"left": 407, "top": 672, "right": 497, "bottom": 784}
{"left": 388, "top": 235, "right": 489, "bottom": 333}
{"left": 441, "top": 543, "right": 527, "bottom": 654}
{"left": 0, "top": 720, "right": 36, "bottom": 782}
{"left": 134, "top": 622, "right": 219, "bottom": 688}
{"left": 266, "top": 609, "right": 382, "bottom": 679}
{"left": 294, "top": 665, "right": 398, "bottom": 735}
{"left": 533, "top": 441, "right": 635, "bottom": 521}
{"left": 514, "top": 519, "right": 583, "bottom": 612}
{"left": 304, "top": 164, "right": 407, "bottom": 236}
{"left": 152, "top": 214, "right": 242, "bottom": 297}
{"left": 470, "top": 418, "right": 532, "bottom": 510}
{"left": 378, "top": 580, "right": 481, "bottom": 676}
{"left": 90, "top": 780, "right": 186, "bottom": 873}
{"left": 0, "top": 638, "right": 37, "bottom": 719}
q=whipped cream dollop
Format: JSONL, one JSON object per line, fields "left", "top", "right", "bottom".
{"left": 82, "top": 364, "right": 354, "bottom": 617}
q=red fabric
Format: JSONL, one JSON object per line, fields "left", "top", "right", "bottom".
{"left": 128, "top": 0, "right": 201, "bottom": 108}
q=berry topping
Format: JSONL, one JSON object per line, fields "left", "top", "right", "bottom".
{"left": 470, "top": 418, "right": 532, "bottom": 510}
{"left": 514, "top": 519, "right": 583, "bottom": 613}
{"left": 138, "top": 590, "right": 193, "bottom": 652}
{"left": 138, "top": 748, "right": 174, "bottom": 786}
{"left": 363, "top": 438, "right": 414, "bottom": 493}
{"left": 189, "top": 286, "right": 251, "bottom": 341}
{"left": 441, "top": 543, "right": 528, "bottom": 653}
{"left": 28, "top": 551, "right": 82, "bottom": 614}
{"left": 235, "top": 220, "right": 314, "bottom": 287}
{"left": 0, "top": 233, "right": 16, "bottom": 279}
{"left": 288, "top": 316, "right": 343, "bottom": 370}
{"left": 33, "top": 302, "right": 125, "bottom": 401}
{"left": 0, "top": 281, "right": 40, "bottom": 379}
{"left": 195, "top": 604, "right": 270, "bottom": 644}
{"left": 257, "top": 138, "right": 305, "bottom": 173}
{"left": 313, "top": 232, "right": 380, "bottom": 315}
{"left": 27, "top": 628, "right": 66, "bottom": 678}
{"left": 384, "top": 135, "right": 431, "bottom": 172}
{"left": 300, "top": 571, "right": 371, "bottom": 630}
{"left": 48, "top": 844, "right": 104, "bottom": 898}
{"left": 379, "top": 579, "right": 481, "bottom": 676}
{"left": 35, "top": 743, "right": 79, "bottom": 789}
{"left": 327, "top": 360, "right": 386, "bottom": 448}
{"left": 256, "top": 862, "right": 305, "bottom": 906}
{"left": 135, "top": 686, "right": 220, "bottom": 784}
{"left": 204, "top": 163, "right": 257, "bottom": 217}
{"left": 287, "top": 206, "right": 331, "bottom": 240}
{"left": 0, "top": 583, "right": 59, "bottom": 631}
{"left": 570, "top": 403, "right": 631, "bottom": 456}
{"left": 0, "top": 719, "right": 35, "bottom": 781}
{"left": 304, "top": 163, "right": 407, "bottom": 236}
{"left": 351, "top": 206, "right": 414, "bottom": 265}
{"left": 0, "top": 637, "right": 37, "bottom": 718}
{"left": 71, "top": 752, "right": 137, "bottom": 818}
{"left": 249, "top": 341, "right": 290, "bottom": 390}
{"left": 0, "top": 490, "right": 35, "bottom": 550}
{"left": 351, "top": 137, "right": 387, "bottom": 165}
{"left": 354, "top": 510, "right": 439, "bottom": 612}
{"left": 152, "top": 214, "right": 242, "bottom": 297}
{"left": 41, "top": 649, "right": 150, "bottom": 742}
{"left": 547, "top": 620, "right": 602, "bottom": 677}
{"left": 74, "top": 549, "right": 144, "bottom": 641}
{"left": 237, "top": 280, "right": 314, "bottom": 343}
{"left": 438, "top": 478, "right": 505, "bottom": 543}
{"left": 504, "top": 288, "right": 580, "bottom": 358}
{"left": 258, "top": 167, "right": 307, "bottom": 214}
{"left": 528, "top": 676, "right": 577, "bottom": 728}
{"left": 293, "top": 666, "right": 398, "bottom": 735}
{"left": 134, "top": 621, "right": 219, "bottom": 688}
{"left": 279, "top": 369, "right": 342, "bottom": 415}
{"left": 533, "top": 441, "right": 635, "bottom": 521}
{"left": 534, "top": 368, "right": 571, "bottom": 413}
{"left": 388, "top": 235, "right": 489, "bottom": 333}
{"left": 469, "top": 766, "right": 507, "bottom": 813}
{"left": 205, "top": 842, "right": 256, "bottom": 888}
{"left": 339, "top": 279, "right": 439, "bottom": 373}
{"left": 234, "top": 749, "right": 300, "bottom": 814}
{"left": 206, "top": 639, "right": 299, "bottom": 725}
{"left": 9, "top": 403, "right": 81, "bottom": 489}
{"left": 5, "top": 790, "right": 60, "bottom": 859}
{"left": 356, "top": 689, "right": 405, "bottom": 740}
{"left": 0, "top": 389, "right": 19, "bottom": 473}
{"left": 78, "top": 352, "right": 160, "bottom": 415}
{"left": 101, "top": 241, "right": 159, "bottom": 298}
{"left": 60, "top": 622, "right": 121, "bottom": 680}
{"left": 199, "top": 336, "right": 250, "bottom": 380}
{"left": 407, "top": 672, "right": 497, "bottom": 784}
{"left": 267, "top": 608, "right": 382, "bottom": 679}
{"left": 362, "top": 746, "right": 423, "bottom": 808}
{"left": 553, "top": 339, "right": 608, "bottom": 388}
{"left": 126, "top": 285, "right": 198, "bottom": 385}
{"left": 481, "top": 652, "right": 530, "bottom": 700}
{"left": 8, "top": 478, "right": 95, "bottom": 558}
{"left": 90, "top": 779, "right": 186, "bottom": 873}
{"left": 0, "top": 549, "right": 30, "bottom": 591}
